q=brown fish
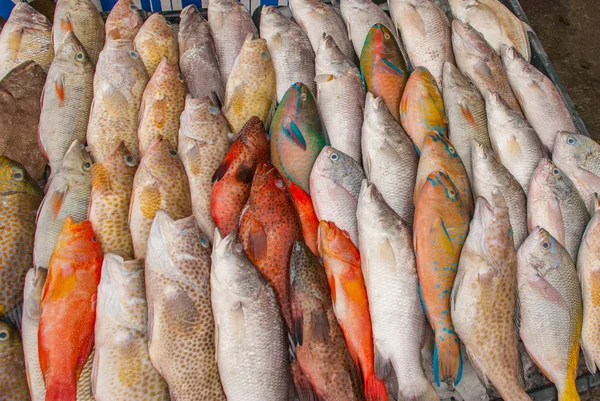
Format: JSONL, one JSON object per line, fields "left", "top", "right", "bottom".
{"left": 0, "top": 321, "right": 31, "bottom": 401}
{"left": 104, "top": 0, "right": 143, "bottom": 41}
{"left": 133, "top": 13, "right": 178, "bottom": 78}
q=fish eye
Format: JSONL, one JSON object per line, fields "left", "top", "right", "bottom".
{"left": 552, "top": 168, "right": 560, "bottom": 175}
{"left": 75, "top": 52, "right": 85, "bottom": 61}
{"left": 468, "top": 81, "right": 475, "bottom": 88}
{"left": 0, "top": 329, "right": 9, "bottom": 341}
{"left": 169, "top": 149, "right": 178, "bottom": 156}
{"left": 208, "top": 106, "right": 219, "bottom": 115}
{"left": 301, "top": 93, "right": 307, "bottom": 101}
{"left": 130, "top": 4, "right": 137, "bottom": 10}
{"left": 83, "top": 161, "right": 92, "bottom": 170}
{"left": 448, "top": 145, "right": 455, "bottom": 153}
{"left": 234, "top": 243, "right": 244, "bottom": 254}
{"left": 260, "top": 52, "right": 269, "bottom": 59}
{"left": 129, "top": 51, "right": 138, "bottom": 59}
{"left": 384, "top": 32, "right": 390, "bottom": 40}
{"left": 567, "top": 137, "right": 575, "bottom": 145}
{"left": 276, "top": 180, "right": 284, "bottom": 188}
{"left": 12, "top": 171, "right": 23, "bottom": 181}
{"left": 542, "top": 241, "right": 550, "bottom": 249}
{"left": 199, "top": 236, "right": 210, "bottom": 248}
{"left": 438, "top": 172, "right": 444, "bottom": 177}
{"left": 329, "top": 152, "right": 339, "bottom": 162}
{"left": 124, "top": 155, "right": 137, "bottom": 167}
{"left": 91, "top": 236, "right": 98, "bottom": 243}
{"left": 178, "top": 73, "right": 184, "bottom": 81}
{"left": 449, "top": 190, "right": 455, "bottom": 196}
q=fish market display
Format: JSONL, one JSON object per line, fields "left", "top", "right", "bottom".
{"left": 38, "top": 218, "right": 103, "bottom": 401}
{"left": 389, "top": 0, "right": 454, "bottom": 88}
{"left": 129, "top": 137, "right": 191, "bottom": 259}
{"left": 210, "top": 117, "right": 269, "bottom": 237}
{"left": 33, "top": 140, "right": 92, "bottom": 269}
{"left": 260, "top": 6, "right": 316, "bottom": 103}
{"left": 517, "top": 228, "right": 582, "bottom": 401}
{"left": 133, "top": 14, "right": 177, "bottom": 78}
{"left": 452, "top": 193, "right": 529, "bottom": 401}
{"left": 0, "top": 321, "right": 30, "bottom": 401}
{"left": 137, "top": 57, "right": 186, "bottom": 157}
{"left": 270, "top": 82, "right": 328, "bottom": 193}
{"left": 357, "top": 182, "right": 438, "bottom": 401}
{"left": 178, "top": 5, "right": 225, "bottom": 106}
{"left": 211, "top": 230, "right": 291, "bottom": 401}
{"left": 146, "top": 212, "right": 225, "bottom": 401}
{"left": 208, "top": 0, "right": 258, "bottom": 83}
{"left": 288, "top": 182, "right": 320, "bottom": 255}
{"left": 360, "top": 23, "right": 408, "bottom": 122}
{"left": 315, "top": 35, "right": 365, "bottom": 163}
{"left": 400, "top": 66, "right": 447, "bottom": 154}
{"left": 362, "top": 93, "right": 418, "bottom": 227}
{"left": 0, "top": 2, "right": 53, "bottom": 79}
{"left": 179, "top": 95, "right": 231, "bottom": 242}
{"left": 0, "top": 157, "right": 42, "bottom": 319}
{"left": 38, "top": 31, "right": 94, "bottom": 174}
{"left": 104, "top": 0, "right": 143, "bottom": 41}
{"left": 93, "top": 254, "right": 169, "bottom": 401}
{"left": 223, "top": 35, "right": 276, "bottom": 133}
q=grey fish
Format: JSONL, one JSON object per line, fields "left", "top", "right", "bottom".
{"left": 0, "top": 321, "right": 30, "bottom": 401}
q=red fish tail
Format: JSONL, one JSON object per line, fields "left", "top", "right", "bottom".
{"left": 365, "top": 374, "right": 388, "bottom": 401}
{"left": 45, "top": 378, "right": 77, "bottom": 401}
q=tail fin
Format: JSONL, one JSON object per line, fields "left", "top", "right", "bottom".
{"left": 432, "top": 334, "right": 462, "bottom": 387}
{"left": 365, "top": 374, "right": 388, "bottom": 401}
{"left": 558, "top": 378, "right": 580, "bottom": 401}
{"left": 45, "top": 379, "right": 77, "bottom": 401}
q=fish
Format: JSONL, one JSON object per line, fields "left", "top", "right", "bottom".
{"left": 52, "top": 0, "right": 105, "bottom": 66}
{"left": 270, "top": 82, "right": 328, "bottom": 193}
{"left": 0, "top": 321, "right": 30, "bottom": 401}
{"left": 0, "top": 157, "right": 42, "bottom": 319}
{"left": 451, "top": 193, "right": 529, "bottom": 400}
{"left": 414, "top": 132, "right": 474, "bottom": 217}
{"left": 356, "top": 182, "right": 439, "bottom": 401}
{"left": 448, "top": 0, "right": 530, "bottom": 60}
{"left": 451, "top": 19, "right": 522, "bottom": 113}
{"left": 210, "top": 117, "right": 270, "bottom": 237}
{"left": 389, "top": 0, "right": 454, "bottom": 88}
{"left": 145, "top": 212, "right": 225, "bottom": 400}
{"left": 133, "top": 13, "right": 178, "bottom": 77}
{"left": 86, "top": 38, "right": 148, "bottom": 163}
{"left": 289, "top": 0, "right": 356, "bottom": 63}
{"left": 288, "top": 181, "right": 320, "bottom": 255}
{"left": 485, "top": 91, "right": 546, "bottom": 194}
{"left": 178, "top": 5, "right": 225, "bottom": 106}
{"left": 137, "top": 57, "right": 186, "bottom": 157}
{"left": 208, "top": 0, "right": 258, "bottom": 83}
{"left": 179, "top": 95, "right": 231, "bottom": 243}
{"left": 238, "top": 164, "right": 303, "bottom": 329}
{"left": 399, "top": 66, "right": 447, "bottom": 154}
{"left": 38, "top": 31, "right": 94, "bottom": 175}
{"left": 527, "top": 159, "right": 589, "bottom": 262}
{"left": 360, "top": 23, "right": 408, "bottom": 122}
{"left": 310, "top": 146, "right": 365, "bottom": 246}
{"left": 414, "top": 171, "right": 470, "bottom": 386}
{"left": 211, "top": 229, "right": 291, "bottom": 401}
{"left": 129, "top": 137, "right": 192, "bottom": 259}
{"left": 0, "top": 61, "right": 48, "bottom": 181}
{"left": 517, "top": 227, "right": 582, "bottom": 401}
{"left": 104, "top": 0, "right": 143, "bottom": 41}
{"left": 362, "top": 93, "right": 417, "bottom": 227}
{"left": 0, "top": 2, "right": 53, "bottom": 79}
{"left": 553, "top": 132, "right": 600, "bottom": 215}
{"left": 442, "top": 62, "right": 490, "bottom": 180}
{"left": 33, "top": 140, "right": 92, "bottom": 269}
{"left": 260, "top": 6, "right": 317, "bottom": 103}
{"left": 38, "top": 217, "right": 103, "bottom": 401}
{"left": 471, "top": 140, "right": 528, "bottom": 248}
{"left": 88, "top": 142, "right": 138, "bottom": 259}
{"left": 502, "top": 46, "right": 577, "bottom": 153}
{"left": 290, "top": 241, "right": 365, "bottom": 401}
{"left": 315, "top": 35, "right": 365, "bottom": 163}
{"left": 318, "top": 220, "right": 388, "bottom": 401}
{"left": 22, "top": 268, "right": 47, "bottom": 401}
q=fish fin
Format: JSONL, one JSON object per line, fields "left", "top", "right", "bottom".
{"left": 433, "top": 333, "right": 462, "bottom": 386}
{"left": 450, "top": 264, "right": 465, "bottom": 314}
{"left": 381, "top": 57, "right": 405, "bottom": 77}
{"left": 91, "top": 163, "right": 111, "bottom": 194}
{"left": 314, "top": 74, "right": 334, "bottom": 85}
{"left": 4, "top": 304, "right": 22, "bottom": 333}
{"left": 373, "top": 344, "right": 392, "bottom": 380}
{"left": 234, "top": 162, "right": 255, "bottom": 184}
{"left": 212, "top": 152, "right": 233, "bottom": 182}
{"left": 164, "top": 284, "right": 200, "bottom": 329}
{"left": 465, "top": 348, "right": 491, "bottom": 389}
{"left": 244, "top": 216, "right": 268, "bottom": 262}
{"left": 527, "top": 273, "right": 565, "bottom": 305}
{"left": 581, "top": 334, "right": 598, "bottom": 374}
{"left": 360, "top": 66, "right": 366, "bottom": 90}
{"left": 291, "top": 292, "right": 304, "bottom": 346}
{"left": 291, "top": 362, "right": 319, "bottom": 401}
{"left": 60, "top": 14, "right": 74, "bottom": 32}
{"left": 282, "top": 121, "right": 307, "bottom": 150}
{"left": 309, "top": 308, "right": 330, "bottom": 343}
{"left": 139, "top": 183, "right": 161, "bottom": 220}
{"left": 365, "top": 374, "right": 388, "bottom": 401}
{"left": 49, "top": 185, "right": 68, "bottom": 219}
{"left": 458, "top": 99, "right": 476, "bottom": 127}
{"left": 270, "top": 33, "right": 284, "bottom": 51}
{"left": 54, "top": 75, "right": 65, "bottom": 107}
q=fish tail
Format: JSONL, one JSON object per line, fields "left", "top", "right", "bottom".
{"left": 558, "top": 339, "right": 581, "bottom": 401}
{"left": 558, "top": 379, "right": 580, "bottom": 401}
{"left": 432, "top": 332, "right": 462, "bottom": 387}
{"left": 45, "top": 378, "right": 77, "bottom": 401}
{"left": 365, "top": 374, "right": 388, "bottom": 401}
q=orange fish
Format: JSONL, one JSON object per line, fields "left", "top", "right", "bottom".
{"left": 287, "top": 181, "right": 319, "bottom": 255}
{"left": 414, "top": 171, "right": 470, "bottom": 386}
{"left": 211, "top": 117, "right": 270, "bottom": 237}
{"left": 318, "top": 220, "right": 387, "bottom": 401}
{"left": 238, "top": 163, "right": 303, "bottom": 329}
{"left": 38, "top": 217, "right": 103, "bottom": 401}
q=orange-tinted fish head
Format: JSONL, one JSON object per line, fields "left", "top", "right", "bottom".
{"left": 317, "top": 220, "right": 360, "bottom": 265}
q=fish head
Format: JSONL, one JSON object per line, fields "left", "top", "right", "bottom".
{"left": 248, "top": 163, "right": 288, "bottom": 201}
{"left": 363, "top": 92, "right": 392, "bottom": 127}
{"left": 105, "top": 0, "right": 144, "bottom": 41}
{"left": 532, "top": 158, "right": 572, "bottom": 199}
{"left": 58, "top": 140, "right": 93, "bottom": 178}
{"left": 239, "top": 117, "right": 270, "bottom": 155}
{"left": 238, "top": 36, "right": 272, "bottom": 69}
{"left": 363, "top": 23, "right": 395, "bottom": 55}
{"left": 54, "top": 218, "right": 103, "bottom": 264}
{"left": 312, "top": 146, "right": 359, "bottom": 184}
{"left": 151, "top": 57, "right": 185, "bottom": 89}
{"left": 139, "top": 136, "right": 180, "bottom": 179}
{"left": 92, "top": 142, "right": 137, "bottom": 192}
{"left": 442, "top": 61, "right": 479, "bottom": 97}
{"left": 357, "top": 180, "right": 391, "bottom": 223}
{"left": 471, "top": 140, "right": 511, "bottom": 189}
{"left": 181, "top": 95, "right": 228, "bottom": 134}
{"left": 518, "top": 227, "right": 567, "bottom": 277}
{"left": 423, "top": 131, "right": 460, "bottom": 160}
{"left": 317, "top": 220, "right": 359, "bottom": 266}
{"left": 54, "top": 31, "right": 92, "bottom": 67}
{"left": 316, "top": 34, "right": 347, "bottom": 70}
{"left": 418, "top": 171, "right": 463, "bottom": 210}
{"left": 451, "top": 19, "right": 490, "bottom": 61}
{"left": 178, "top": 5, "right": 210, "bottom": 49}
{"left": 9, "top": 2, "right": 51, "bottom": 30}
{"left": 260, "top": 5, "right": 288, "bottom": 30}
{"left": 23, "top": 267, "right": 47, "bottom": 322}
{"left": 0, "top": 156, "right": 41, "bottom": 197}
{"left": 279, "top": 82, "right": 318, "bottom": 116}
{"left": 290, "top": 241, "right": 328, "bottom": 295}
{"left": 553, "top": 131, "right": 590, "bottom": 168}
{"left": 0, "top": 321, "right": 22, "bottom": 358}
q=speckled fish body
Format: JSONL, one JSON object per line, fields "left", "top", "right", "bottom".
{"left": 362, "top": 93, "right": 417, "bottom": 227}
{"left": 360, "top": 24, "right": 408, "bottom": 122}
{"left": 179, "top": 5, "right": 224, "bottom": 106}
{"left": 211, "top": 230, "right": 291, "bottom": 401}
{"left": 414, "top": 171, "right": 470, "bottom": 386}
{"left": 270, "top": 82, "right": 328, "bottom": 193}
{"left": 87, "top": 39, "right": 148, "bottom": 163}
{"left": 0, "top": 321, "right": 30, "bottom": 401}
{"left": 0, "top": 3, "right": 54, "bottom": 79}
{"left": 471, "top": 140, "right": 527, "bottom": 249}
{"left": 399, "top": 66, "right": 447, "bottom": 154}
{"left": 442, "top": 62, "right": 489, "bottom": 180}
{"left": 145, "top": 213, "right": 225, "bottom": 401}
{"left": 52, "top": 0, "right": 105, "bottom": 66}
{"left": 517, "top": 228, "right": 582, "bottom": 401}
{"left": 133, "top": 14, "right": 177, "bottom": 78}
{"left": 208, "top": 0, "right": 258, "bottom": 83}
{"left": 357, "top": 183, "right": 438, "bottom": 401}
{"left": 389, "top": 0, "right": 454, "bottom": 88}
{"left": 310, "top": 146, "right": 365, "bottom": 246}
{"left": 33, "top": 140, "right": 92, "bottom": 269}
{"left": 179, "top": 96, "right": 231, "bottom": 243}
{"left": 104, "top": 0, "right": 143, "bottom": 41}
{"left": 88, "top": 142, "right": 138, "bottom": 259}
{"left": 288, "top": 181, "right": 320, "bottom": 255}
{"left": 38, "top": 31, "right": 94, "bottom": 175}
{"left": 315, "top": 35, "right": 365, "bottom": 163}
{"left": 260, "top": 6, "right": 316, "bottom": 103}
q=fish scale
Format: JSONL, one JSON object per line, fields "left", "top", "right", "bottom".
{"left": 104, "top": 0, "right": 143, "bottom": 41}
{"left": 0, "top": 321, "right": 30, "bottom": 401}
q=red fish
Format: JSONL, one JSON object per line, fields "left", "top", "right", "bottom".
{"left": 287, "top": 181, "right": 319, "bottom": 255}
